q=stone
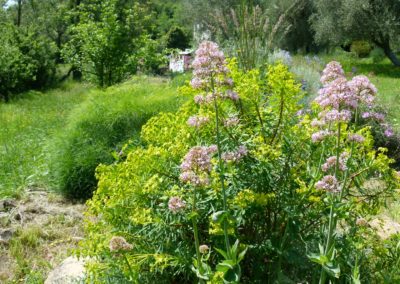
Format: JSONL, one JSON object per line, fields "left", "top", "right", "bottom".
{"left": 0, "top": 229, "right": 14, "bottom": 245}
{"left": 45, "top": 256, "right": 86, "bottom": 284}
{"left": 0, "top": 199, "right": 17, "bottom": 212}
{"left": 0, "top": 212, "right": 10, "bottom": 227}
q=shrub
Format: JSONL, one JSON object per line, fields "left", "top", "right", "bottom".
{"left": 49, "top": 77, "right": 182, "bottom": 200}
{"left": 371, "top": 47, "right": 386, "bottom": 63}
{"left": 350, "top": 40, "right": 372, "bottom": 58}
{"left": 80, "top": 42, "right": 399, "bottom": 283}
{"left": 165, "top": 26, "right": 191, "bottom": 50}
{"left": 0, "top": 24, "right": 56, "bottom": 101}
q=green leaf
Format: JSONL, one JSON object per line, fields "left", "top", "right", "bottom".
{"left": 211, "top": 210, "right": 228, "bottom": 224}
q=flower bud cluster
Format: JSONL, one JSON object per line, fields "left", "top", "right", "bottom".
{"left": 180, "top": 145, "right": 217, "bottom": 186}
{"left": 168, "top": 196, "right": 186, "bottom": 213}
{"left": 222, "top": 145, "right": 248, "bottom": 162}
{"left": 190, "top": 41, "right": 229, "bottom": 90}
{"left": 187, "top": 116, "right": 210, "bottom": 128}
{"left": 315, "top": 175, "right": 339, "bottom": 193}
{"left": 321, "top": 152, "right": 348, "bottom": 172}
{"left": 109, "top": 236, "right": 133, "bottom": 252}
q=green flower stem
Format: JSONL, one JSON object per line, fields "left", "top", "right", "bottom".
{"left": 320, "top": 122, "right": 342, "bottom": 284}
{"left": 192, "top": 190, "right": 205, "bottom": 284}
{"left": 123, "top": 253, "right": 135, "bottom": 281}
{"left": 211, "top": 76, "right": 231, "bottom": 253}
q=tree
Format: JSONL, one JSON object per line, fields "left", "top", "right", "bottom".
{"left": 312, "top": 0, "right": 400, "bottom": 66}
{"left": 63, "top": 0, "right": 157, "bottom": 86}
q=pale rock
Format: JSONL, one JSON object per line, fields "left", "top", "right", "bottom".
{"left": 45, "top": 256, "right": 86, "bottom": 284}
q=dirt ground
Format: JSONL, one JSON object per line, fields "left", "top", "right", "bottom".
{"left": 0, "top": 188, "right": 85, "bottom": 283}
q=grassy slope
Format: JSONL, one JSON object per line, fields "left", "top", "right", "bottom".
{"left": 0, "top": 82, "right": 91, "bottom": 198}
{"left": 0, "top": 75, "right": 188, "bottom": 198}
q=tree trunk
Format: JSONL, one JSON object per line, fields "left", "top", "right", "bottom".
{"left": 17, "top": 0, "right": 22, "bottom": 27}
{"left": 383, "top": 45, "right": 400, "bottom": 67}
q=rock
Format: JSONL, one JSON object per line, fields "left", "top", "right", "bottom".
{"left": 0, "top": 229, "right": 14, "bottom": 245}
{"left": 0, "top": 212, "right": 10, "bottom": 227}
{"left": 0, "top": 199, "right": 17, "bottom": 212}
{"left": 370, "top": 216, "right": 400, "bottom": 239}
{"left": 45, "top": 256, "right": 86, "bottom": 284}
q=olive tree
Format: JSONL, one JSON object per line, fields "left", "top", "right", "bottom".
{"left": 312, "top": 0, "right": 400, "bottom": 66}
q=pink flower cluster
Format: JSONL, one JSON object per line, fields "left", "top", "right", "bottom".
{"left": 361, "top": 111, "right": 385, "bottom": 122}
{"left": 320, "top": 61, "right": 345, "bottom": 85}
{"left": 194, "top": 90, "right": 239, "bottom": 105}
{"left": 348, "top": 134, "right": 365, "bottom": 143}
{"left": 109, "top": 236, "right": 133, "bottom": 252}
{"left": 187, "top": 115, "right": 210, "bottom": 128}
{"left": 311, "top": 130, "right": 333, "bottom": 143}
{"left": 321, "top": 152, "right": 348, "bottom": 172}
{"left": 168, "top": 196, "right": 186, "bottom": 213}
{"left": 191, "top": 41, "right": 229, "bottom": 89}
{"left": 349, "top": 75, "right": 377, "bottom": 107}
{"left": 312, "top": 61, "right": 384, "bottom": 141}
{"left": 180, "top": 145, "right": 217, "bottom": 186}
{"left": 315, "top": 175, "right": 339, "bottom": 193}
{"left": 224, "top": 116, "right": 240, "bottom": 127}
{"left": 221, "top": 145, "right": 248, "bottom": 162}
{"left": 322, "top": 109, "right": 352, "bottom": 123}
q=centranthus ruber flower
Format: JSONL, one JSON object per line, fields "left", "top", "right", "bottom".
{"left": 315, "top": 175, "right": 339, "bottom": 193}
{"left": 168, "top": 197, "right": 186, "bottom": 213}
{"left": 190, "top": 41, "right": 229, "bottom": 89}
{"left": 320, "top": 61, "right": 345, "bottom": 85}
{"left": 180, "top": 145, "right": 217, "bottom": 186}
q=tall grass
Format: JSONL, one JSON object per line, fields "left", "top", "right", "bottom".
{"left": 0, "top": 82, "right": 90, "bottom": 198}
{"left": 48, "top": 76, "right": 184, "bottom": 199}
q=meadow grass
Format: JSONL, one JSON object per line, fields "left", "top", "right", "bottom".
{"left": 49, "top": 75, "right": 185, "bottom": 199}
{"left": 0, "top": 82, "right": 91, "bottom": 198}
{"left": 0, "top": 75, "right": 188, "bottom": 199}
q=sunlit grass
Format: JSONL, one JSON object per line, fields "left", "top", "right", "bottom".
{"left": 0, "top": 82, "right": 91, "bottom": 198}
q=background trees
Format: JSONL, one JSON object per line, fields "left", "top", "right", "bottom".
{"left": 312, "top": 0, "right": 400, "bottom": 66}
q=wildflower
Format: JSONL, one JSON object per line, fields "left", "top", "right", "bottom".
{"left": 222, "top": 145, "right": 248, "bottom": 162}
{"left": 323, "top": 109, "right": 352, "bottom": 123}
{"left": 315, "top": 77, "right": 354, "bottom": 109}
{"left": 311, "top": 130, "right": 333, "bottom": 143}
{"left": 180, "top": 145, "right": 217, "bottom": 186}
{"left": 349, "top": 75, "right": 377, "bottom": 106}
{"left": 362, "top": 112, "right": 371, "bottom": 119}
{"left": 199, "top": 244, "right": 209, "bottom": 254}
{"left": 320, "top": 61, "right": 345, "bottom": 85}
{"left": 356, "top": 217, "right": 368, "bottom": 227}
{"left": 187, "top": 116, "right": 210, "bottom": 128}
{"left": 109, "top": 236, "right": 133, "bottom": 252}
{"left": 321, "top": 154, "right": 348, "bottom": 172}
{"left": 225, "top": 90, "right": 239, "bottom": 101}
{"left": 191, "top": 41, "right": 229, "bottom": 89}
{"left": 315, "top": 175, "right": 339, "bottom": 193}
{"left": 179, "top": 171, "right": 210, "bottom": 186}
{"left": 194, "top": 95, "right": 206, "bottom": 105}
{"left": 373, "top": 112, "right": 385, "bottom": 122}
{"left": 311, "top": 119, "right": 326, "bottom": 128}
{"left": 168, "top": 197, "right": 186, "bottom": 213}
{"left": 224, "top": 116, "right": 240, "bottom": 127}
{"left": 384, "top": 127, "right": 394, "bottom": 137}
{"left": 348, "top": 134, "right": 365, "bottom": 143}
{"left": 181, "top": 146, "right": 217, "bottom": 173}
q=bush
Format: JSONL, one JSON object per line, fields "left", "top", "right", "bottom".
{"left": 0, "top": 24, "right": 56, "bottom": 101}
{"left": 350, "top": 40, "right": 372, "bottom": 58}
{"left": 371, "top": 47, "right": 386, "bottom": 63}
{"left": 49, "top": 77, "right": 182, "bottom": 200}
{"left": 79, "top": 43, "right": 399, "bottom": 283}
